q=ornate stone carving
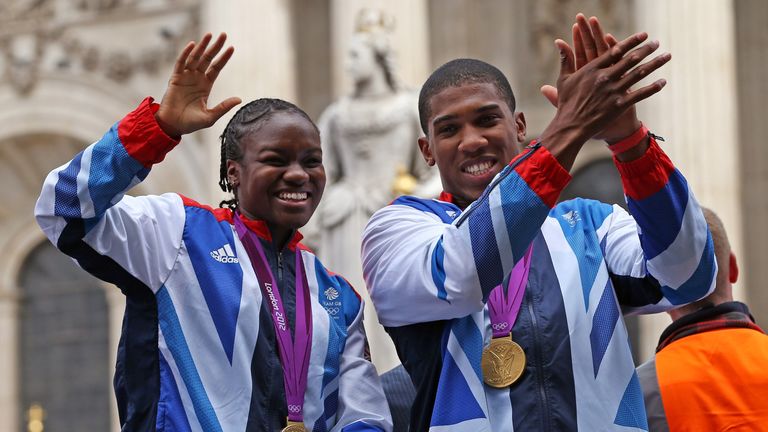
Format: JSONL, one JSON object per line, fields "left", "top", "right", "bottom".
{"left": 0, "top": 0, "right": 201, "bottom": 96}
{"left": 525, "top": 0, "right": 633, "bottom": 102}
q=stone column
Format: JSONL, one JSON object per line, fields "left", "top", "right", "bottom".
{"left": 632, "top": 0, "right": 741, "bottom": 360}
{"left": 330, "top": 0, "right": 430, "bottom": 95}
{"left": 734, "top": 0, "right": 768, "bottom": 326}
{"left": 0, "top": 290, "right": 19, "bottom": 432}
{"left": 201, "top": 0, "right": 299, "bottom": 203}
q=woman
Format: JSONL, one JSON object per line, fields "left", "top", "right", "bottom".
{"left": 35, "top": 33, "right": 391, "bottom": 432}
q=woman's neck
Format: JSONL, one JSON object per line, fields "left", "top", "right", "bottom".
{"left": 238, "top": 209, "right": 293, "bottom": 250}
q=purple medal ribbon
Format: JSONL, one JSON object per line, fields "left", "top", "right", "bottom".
{"left": 488, "top": 245, "right": 533, "bottom": 338}
{"left": 234, "top": 215, "right": 312, "bottom": 424}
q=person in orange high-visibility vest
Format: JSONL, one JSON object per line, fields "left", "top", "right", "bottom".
{"left": 637, "top": 207, "right": 768, "bottom": 431}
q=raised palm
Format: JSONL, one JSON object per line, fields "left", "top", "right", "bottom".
{"left": 155, "top": 33, "right": 242, "bottom": 137}
{"left": 541, "top": 14, "right": 643, "bottom": 143}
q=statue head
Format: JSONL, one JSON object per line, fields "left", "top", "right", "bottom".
{"left": 346, "top": 8, "right": 398, "bottom": 93}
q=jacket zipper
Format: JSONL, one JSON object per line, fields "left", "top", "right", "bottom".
{"left": 526, "top": 289, "right": 552, "bottom": 430}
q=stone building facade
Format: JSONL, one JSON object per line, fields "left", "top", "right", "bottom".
{"left": 1, "top": 0, "right": 764, "bottom": 430}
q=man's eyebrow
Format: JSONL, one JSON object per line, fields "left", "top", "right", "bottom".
{"left": 432, "top": 104, "right": 503, "bottom": 127}
{"left": 432, "top": 114, "right": 457, "bottom": 127}
{"left": 477, "top": 104, "right": 501, "bottom": 112}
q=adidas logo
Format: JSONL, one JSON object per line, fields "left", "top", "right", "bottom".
{"left": 210, "top": 244, "right": 239, "bottom": 264}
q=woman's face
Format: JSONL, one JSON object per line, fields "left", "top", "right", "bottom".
{"left": 227, "top": 112, "right": 325, "bottom": 239}
{"left": 346, "top": 36, "right": 378, "bottom": 83}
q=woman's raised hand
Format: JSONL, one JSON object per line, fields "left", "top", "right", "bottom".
{"left": 155, "top": 33, "right": 242, "bottom": 137}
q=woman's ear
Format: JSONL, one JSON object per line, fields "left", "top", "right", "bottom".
{"left": 226, "top": 160, "right": 240, "bottom": 189}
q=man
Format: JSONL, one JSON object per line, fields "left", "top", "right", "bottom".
{"left": 637, "top": 208, "right": 768, "bottom": 431}
{"left": 361, "top": 15, "right": 716, "bottom": 431}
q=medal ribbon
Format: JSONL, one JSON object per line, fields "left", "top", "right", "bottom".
{"left": 234, "top": 215, "right": 312, "bottom": 423}
{"left": 488, "top": 245, "right": 533, "bottom": 338}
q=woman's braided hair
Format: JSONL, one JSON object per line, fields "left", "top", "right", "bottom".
{"left": 218, "top": 98, "right": 318, "bottom": 211}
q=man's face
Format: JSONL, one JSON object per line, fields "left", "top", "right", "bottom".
{"left": 418, "top": 82, "right": 526, "bottom": 208}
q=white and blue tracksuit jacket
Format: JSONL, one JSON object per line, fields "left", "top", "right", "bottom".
{"left": 362, "top": 140, "right": 716, "bottom": 431}
{"left": 35, "top": 98, "right": 392, "bottom": 432}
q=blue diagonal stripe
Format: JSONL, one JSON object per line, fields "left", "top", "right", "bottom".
{"left": 614, "top": 372, "right": 649, "bottom": 430}
{"left": 54, "top": 152, "right": 83, "bottom": 219}
{"left": 467, "top": 197, "right": 503, "bottom": 299}
{"left": 590, "top": 280, "right": 620, "bottom": 377}
{"left": 450, "top": 316, "right": 483, "bottom": 381}
{"left": 627, "top": 169, "right": 689, "bottom": 260}
{"left": 430, "top": 352, "right": 486, "bottom": 426}
{"left": 554, "top": 199, "right": 612, "bottom": 310}
{"left": 88, "top": 124, "right": 146, "bottom": 216}
{"left": 183, "top": 207, "right": 242, "bottom": 364}
{"left": 499, "top": 168, "right": 551, "bottom": 261}
{"left": 157, "top": 286, "right": 223, "bottom": 432}
{"left": 431, "top": 238, "right": 449, "bottom": 302}
{"left": 659, "top": 230, "right": 716, "bottom": 305}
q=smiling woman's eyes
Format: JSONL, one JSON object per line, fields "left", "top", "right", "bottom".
{"left": 303, "top": 155, "right": 323, "bottom": 168}
{"left": 260, "top": 156, "right": 286, "bottom": 166}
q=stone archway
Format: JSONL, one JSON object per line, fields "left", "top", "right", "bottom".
{"left": 17, "top": 241, "right": 111, "bottom": 432}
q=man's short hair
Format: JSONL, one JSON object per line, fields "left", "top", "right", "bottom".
{"left": 418, "top": 58, "right": 516, "bottom": 134}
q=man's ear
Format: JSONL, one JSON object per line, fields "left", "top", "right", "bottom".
{"left": 226, "top": 160, "right": 241, "bottom": 189}
{"left": 514, "top": 111, "right": 527, "bottom": 143}
{"left": 418, "top": 136, "right": 435, "bottom": 166}
{"left": 729, "top": 251, "right": 739, "bottom": 284}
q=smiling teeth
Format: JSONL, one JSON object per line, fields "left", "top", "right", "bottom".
{"left": 279, "top": 192, "right": 307, "bottom": 201}
{"left": 464, "top": 161, "right": 494, "bottom": 175}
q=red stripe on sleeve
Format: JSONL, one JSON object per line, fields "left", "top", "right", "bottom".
{"left": 117, "top": 97, "right": 180, "bottom": 167}
{"left": 513, "top": 144, "right": 572, "bottom": 208}
{"left": 180, "top": 195, "right": 233, "bottom": 223}
{"left": 615, "top": 137, "right": 675, "bottom": 201}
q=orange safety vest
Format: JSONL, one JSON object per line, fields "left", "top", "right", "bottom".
{"left": 655, "top": 327, "right": 768, "bottom": 430}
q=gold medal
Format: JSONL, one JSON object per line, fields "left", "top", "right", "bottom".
{"left": 282, "top": 419, "right": 306, "bottom": 432}
{"left": 481, "top": 335, "right": 526, "bottom": 388}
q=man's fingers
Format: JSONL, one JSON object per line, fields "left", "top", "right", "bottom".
{"left": 576, "top": 14, "right": 598, "bottom": 61}
{"left": 555, "top": 39, "right": 576, "bottom": 78}
{"left": 206, "top": 46, "right": 235, "bottom": 82}
{"left": 605, "top": 33, "right": 619, "bottom": 47}
{"left": 174, "top": 41, "right": 195, "bottom": 74}
{"left": 608, "top": 40, "right": 661, "bottom": 79}
{"left": 185, "top": 33, "right": 212, "bottom": 70}
{"left": 588, "top": 16, "right": 610, "bottom": 54}
{"left": 573, "top": 24, "right": 587, "bottom": 69}
{"left": 197, "top": 32, "right": 227, "bottom": 72}
{"left": 616, "top": 52, "right": 671, "bottom": 92}
{"left": 540, "top": 85, "right": 559, "bottom": 107}
{"left": 595, "top": 31, "right": 648, "bottom": 67}
{"left": 618, "top": 79, "right": 667, "bottom": 109}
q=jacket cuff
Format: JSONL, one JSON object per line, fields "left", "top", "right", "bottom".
{"left": 117, "top": 97, "right": 181, "bottom": 167}
{"left": 513, "top": 143, "right": 572, "bottom": 208}
{"left": 614, "top": 136, "right": 675, "bottom": 201}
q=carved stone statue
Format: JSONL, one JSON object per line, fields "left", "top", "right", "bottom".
{"left": 310, "top": 9, "right": 437, "bottom": 371}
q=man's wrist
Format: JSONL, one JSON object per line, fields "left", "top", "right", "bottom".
{"left": 606, "top": 123, "right": 648, "bottom": 156}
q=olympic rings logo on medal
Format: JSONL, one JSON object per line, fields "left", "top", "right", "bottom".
{"left": 288, "top": 404, "right": 301, "bottom": 413}
{"left": 492, "top": 322, "right": 509, "bottom": 331}
{"left": 325, "top": 307, "right": 340, "bottom": 315}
